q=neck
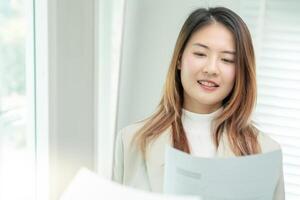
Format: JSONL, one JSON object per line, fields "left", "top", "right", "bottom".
{"left": 182, "top": 103, "right": 222, "bottom": 114}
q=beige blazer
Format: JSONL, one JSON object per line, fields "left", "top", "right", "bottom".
{"left": 113, "top": 121, "right": 285, "bottom": 200}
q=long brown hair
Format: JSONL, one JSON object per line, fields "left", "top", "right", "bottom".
{"left": 132, "top": 7, "right": 261, "bottom": 158}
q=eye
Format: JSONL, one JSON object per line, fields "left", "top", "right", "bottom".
{"left": 222, "top": 58, "right": 234, "bottom": 63}
{"left": 194, "top": 53, "right": 206, "bottom": 57}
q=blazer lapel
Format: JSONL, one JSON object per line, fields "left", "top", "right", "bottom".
{"left": 145, "top": 127, "right": 172, "bottom": 193}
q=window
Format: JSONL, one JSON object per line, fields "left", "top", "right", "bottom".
{"left": 0, "top": 0, "right": 36, "bottom": 199}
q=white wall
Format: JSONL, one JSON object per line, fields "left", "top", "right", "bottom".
{"left": 45, "top": 0, "right": 96, "bottom": 199}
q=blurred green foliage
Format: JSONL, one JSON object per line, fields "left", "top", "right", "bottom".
{"left": 0, "top": 0, "right": 26, "bottom": 97}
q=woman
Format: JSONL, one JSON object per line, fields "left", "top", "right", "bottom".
{"left": 113, "top": 7, "right": 285, "bottom": 200}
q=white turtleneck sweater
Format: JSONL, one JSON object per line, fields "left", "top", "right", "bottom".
{"left": 181, "top": 107, "right": 223, "bottom": 158}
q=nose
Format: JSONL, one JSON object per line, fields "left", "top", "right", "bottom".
{"left": 202, "top": 56, "right": 219, "bottom": 76}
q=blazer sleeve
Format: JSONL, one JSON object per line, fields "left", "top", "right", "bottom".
{"left": 112, "top": 129, "right": 124, "bottom": 184}
{"left": 259, "top": 132, "right": 285, "bottom": 200}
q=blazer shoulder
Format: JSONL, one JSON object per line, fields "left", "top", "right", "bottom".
{"left": 118, "top": 120, "right": 147, "bottom": 148}
{"left": 257, "top": 131, "right": 282, "bottom": 153}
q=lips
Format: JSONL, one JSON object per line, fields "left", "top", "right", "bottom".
{"left": 197, "top": 80, "right": 220, "bottom": 87}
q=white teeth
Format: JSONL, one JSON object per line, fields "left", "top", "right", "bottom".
{"left": 198, "top": 81, "right": 217, "bottom": 87}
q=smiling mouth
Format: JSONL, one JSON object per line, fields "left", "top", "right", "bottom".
{"left": 197, "top": 80, "right": 219, "bottom": 88}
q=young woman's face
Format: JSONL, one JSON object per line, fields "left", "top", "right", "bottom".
{"left": 178, "top": 22, "right": 236, "bottom": 113}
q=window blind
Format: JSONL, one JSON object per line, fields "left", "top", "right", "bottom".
{"left": 238, "top": 0, "right": 300, "bottom": 199}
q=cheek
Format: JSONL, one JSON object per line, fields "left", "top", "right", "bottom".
{"left": 222, "top": 66, "right": 236, "bottom": 85}
{"left": 180, "top": 56, "right": 198, "bottom": 88}
{"left": 181, "top": 55, "right": 204, "bottom": 73}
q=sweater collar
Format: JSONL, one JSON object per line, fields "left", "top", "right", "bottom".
{"left": 182, "top": 106, "right": 224, "bottom": 121}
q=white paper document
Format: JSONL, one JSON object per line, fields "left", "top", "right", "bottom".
{"left": 60, "top": 168, "right": 199, "bottom": 200}
{"left": 163, "top": 146, "right": 282, "bottom": 200}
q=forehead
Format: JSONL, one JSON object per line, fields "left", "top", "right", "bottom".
{"left": 187, "top": 22, "right": 235, "bottom": 51}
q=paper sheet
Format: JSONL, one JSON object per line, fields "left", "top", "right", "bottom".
{"left": 163, "top": 146, "right": 282, "bottom": 200}
{"left": 60, "top": 168, "right": 199, "bottom": 200}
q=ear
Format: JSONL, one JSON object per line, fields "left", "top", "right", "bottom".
{"left": 177, "top": 57, "right": 182, "bottom": 70}
{"left": 177, "top": 61, "right": 181, "bottom": 70}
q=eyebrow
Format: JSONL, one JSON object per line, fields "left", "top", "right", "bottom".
{"left": 192, "top": 43, "right": 236, "bottom": 55}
